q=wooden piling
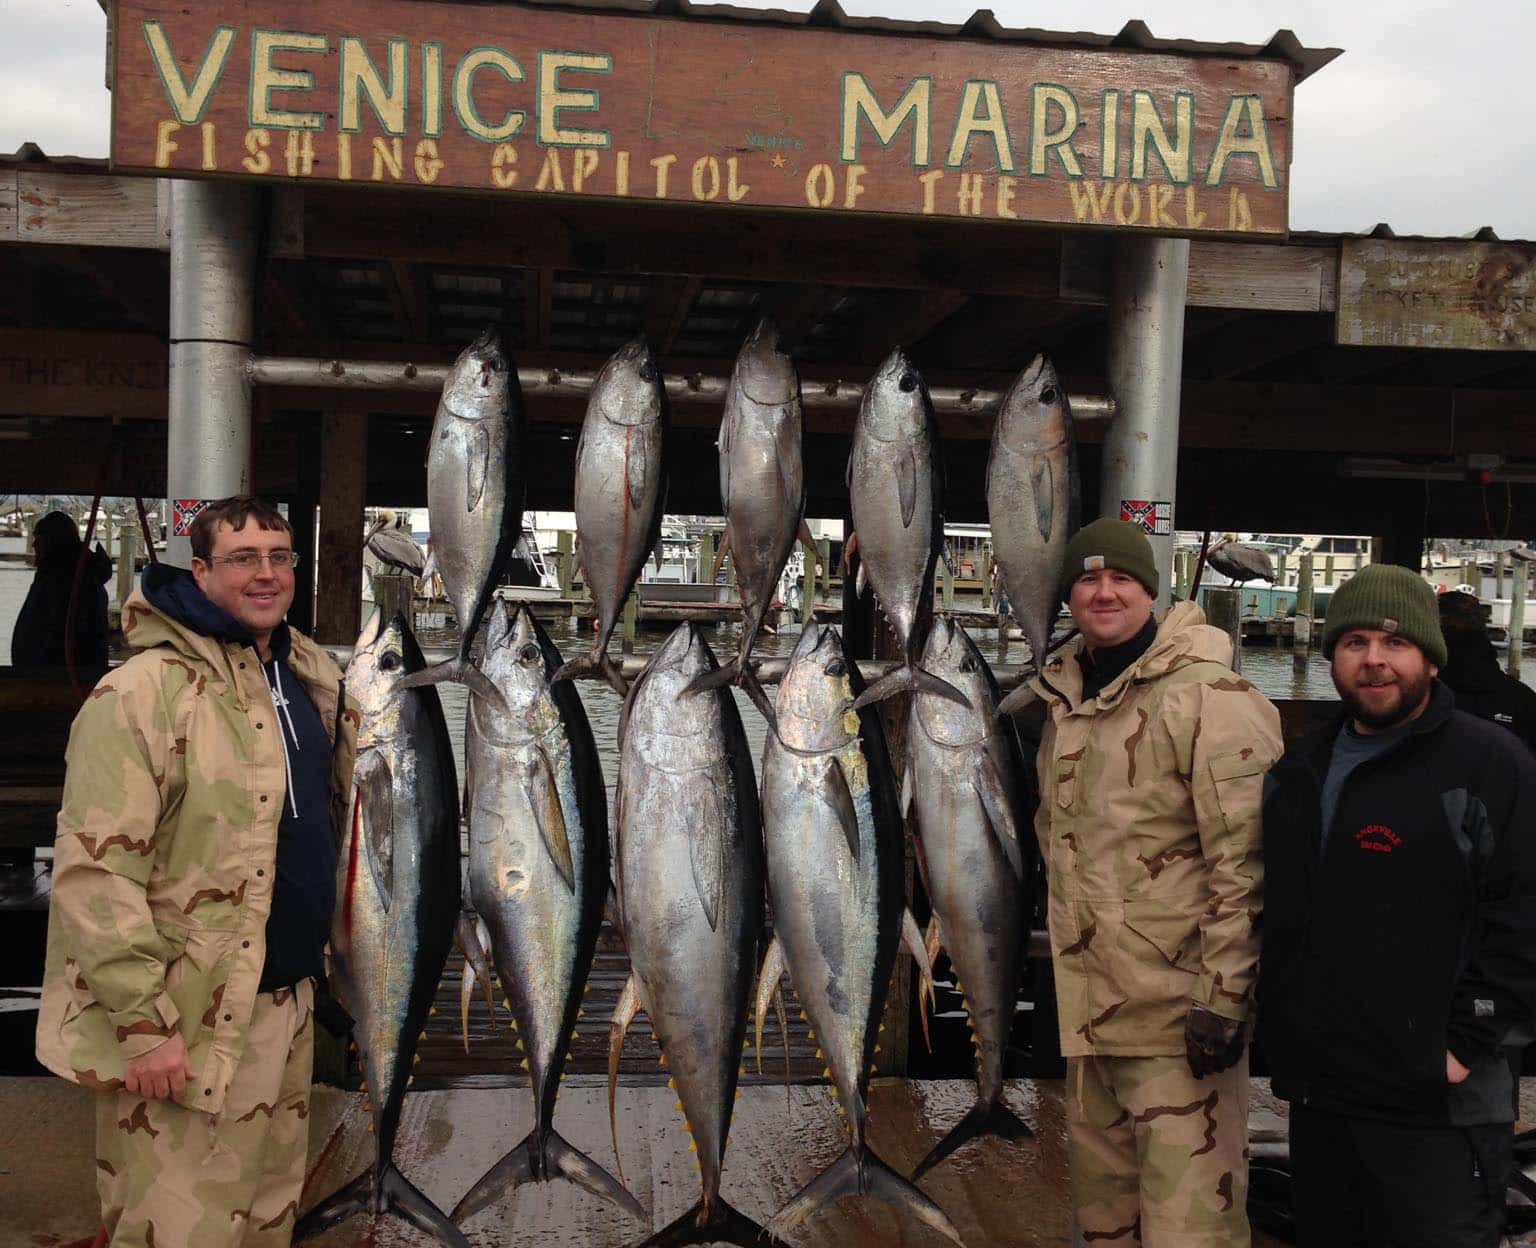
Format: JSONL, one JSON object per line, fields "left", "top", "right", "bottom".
{"left": 940, "top": 551, "right": 955, "bottom": 610}
{"left": 799, "top": 536, "right": 818, "bottom": 625}
{"left": 698, "top": 532, "right": 715, "bottom": 591}
{"left": 115, "top": 523, "right": 138, "bottom": 608}
{"left": 1205, "top": 588, "right": 1243, "bottom": 675}
{"left": 979, "top": 543, "right": 995, "bottom": 609}
{"left": 1496, "top": 553, "right": 1507, "bottom": 600}
{"left": 1293, "top": 553, "right": 1314, "bottom": 674}
{"left": 556, "top": 530, "right": 574, "bottom": 595}
{"left": 818, "top": 538, "right": 831, "bottom": 596}
{"left": 372, "top": 572, "right": 414, "bottom": 629}
{"left": 1324, "top": 555, "right": 1335, "bottom": 587}
{"left": 1509, "top": 563, "right": 1527, "bottom": 679}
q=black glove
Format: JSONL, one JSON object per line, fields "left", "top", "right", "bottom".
{"left": 312, "top": 979, "right": 355, "bottom": 1039}
{"left": 1184, "top": 1005, "right": 1246, "bottom": 1078}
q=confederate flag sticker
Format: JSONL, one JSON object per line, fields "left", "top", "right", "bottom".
{"left": 172, "top": 499, "right": 213, "bottom": 537}
{"left": 1120, "top": 499, "right": 1172, "bottom": 536}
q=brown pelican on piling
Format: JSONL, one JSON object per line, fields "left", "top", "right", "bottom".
{"left": 365, "top": 510, "right": 427, "bottom": 577}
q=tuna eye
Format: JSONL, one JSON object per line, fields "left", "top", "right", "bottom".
{"left": 1040, "top": 386, "right": 1058, "bottom": 404}
{"left": 825, "top": 658, "right": 847, "bottom": 677}
{"left": 898, "top": 372, "right": 918, "bottom": 393}
{"left": 638, "top": 361, "right": 657, "bottom": 383}
{"left": 960, "top": 655, "right": 978, "bottom": 673}
{"left": 380, "top": 652, "right": 400, "bottom": 671}
{"left": 519, "top": 642, "right": 541, "bottom": 663}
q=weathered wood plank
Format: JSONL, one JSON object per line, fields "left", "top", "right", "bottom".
{"left": 0, "top": 329, "right": 167, "bottom": 420}
{"left": 0, "top": 170, "right": 16, "bottom": 242}
{"left": 14, "top": 170, "right": 167, "bottom": 249}
{"left": 1062, "top": 233, "right": 1337, "bottom": 312}
{"left": 1338, "top": 238, "right": 1536, "bottom": 350}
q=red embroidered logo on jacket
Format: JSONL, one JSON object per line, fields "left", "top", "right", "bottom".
{"left": 1354, "top": 824, "right": 1402, "bottom": 854}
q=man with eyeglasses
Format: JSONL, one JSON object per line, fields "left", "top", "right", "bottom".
{"left": 36, "top": 496, "right": 358, "bottom": 1247}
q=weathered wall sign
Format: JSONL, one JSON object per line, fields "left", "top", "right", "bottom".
{"left": 107, "top": 1, "right": 1293, "bottom": 235}
{"left": 0, "top": 331, "right": 167, "bottom": 420}
{"left": 1337, "top": 239, "right": 1536, "bottom": 350}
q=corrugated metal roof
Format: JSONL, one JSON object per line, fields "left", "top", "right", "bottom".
{"left": 456, "top": 1, "right": 1342, "bottom": 82}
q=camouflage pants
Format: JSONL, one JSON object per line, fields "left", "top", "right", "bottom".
{"left": 95, "top": 980, "right": 314, "bottom": 1248}
{"left": 1066, "top": 1051, "right": 1250, "bottom": 1247}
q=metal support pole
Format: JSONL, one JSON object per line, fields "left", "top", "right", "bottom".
{"left": 1100, "top": 237, "right": 1190, "bottom": 612}
{"left": 167, "top": 181, "right": 259, "bottom": 566}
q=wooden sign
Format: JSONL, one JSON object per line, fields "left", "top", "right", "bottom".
{"left": 107, "top": 1, "right": 1293, "bottom": 236}
{"left": 1337, "top": 239, "right": 1536, "bottom": 350}
{"left": 0, "top": 331, "right": 167, "bottom": 420}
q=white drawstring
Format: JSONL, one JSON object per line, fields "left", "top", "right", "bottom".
{"left": 264, "top": 660, "right": 300, "bottom": 818}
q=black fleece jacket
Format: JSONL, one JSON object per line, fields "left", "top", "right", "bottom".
{"left": 1440, "top": 630, "right": 1536, "bottom": 755}
{"left": 142, "top": 565, "right": 336, "bottom": 992}
{"left": 1259, "top": 681, "right": 1536, "bottom": 1125}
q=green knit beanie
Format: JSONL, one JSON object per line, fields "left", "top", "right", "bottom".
{"left": 1321, "top": 564, "right": 1447, "bottom": 666}
{"left": 1059, "top": 517, "right": 1159, "bottom": 599}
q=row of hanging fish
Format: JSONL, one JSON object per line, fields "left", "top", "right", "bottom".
{"left": 304, "top": 601, "right": 1037, "bottom": 1247}
{"left": 297, "top": 321, "right": 1066, "bottom": 1244}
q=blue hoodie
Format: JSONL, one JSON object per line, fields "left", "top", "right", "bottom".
{"left": 142, "top": 564, "right": 337, "bottom": 992}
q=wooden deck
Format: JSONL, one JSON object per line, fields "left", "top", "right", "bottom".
{"left": 0, "top": 1075, "right": 1300, "bottom": 1247}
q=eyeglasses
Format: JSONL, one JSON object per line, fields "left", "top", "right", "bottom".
{"left": 206, "top": 551, "right": 302, "bottom": 572}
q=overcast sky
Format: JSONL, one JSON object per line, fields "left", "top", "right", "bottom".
{"left": 1, "top": 0, "right": 1529, "bottom": 237}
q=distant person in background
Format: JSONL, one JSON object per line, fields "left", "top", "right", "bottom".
{"left": 1438, "top": 588, "right": 1536, "bottom": 753}
{"left": 10, "top": 511, "right": 111, "bottom": 669}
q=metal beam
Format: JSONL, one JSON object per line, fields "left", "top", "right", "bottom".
{"left": 167, "top": 181, "right": 258, "bottom": 566}
{"left": 246, "top": 352, "right": 1116, "bottom": 422}
{"left": 1100, "top": 236, "right": 1190, "bottom": 608}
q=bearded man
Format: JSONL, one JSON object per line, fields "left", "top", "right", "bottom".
{"left": 1260, "top": 563, "right": 1536, "bottom": 1247}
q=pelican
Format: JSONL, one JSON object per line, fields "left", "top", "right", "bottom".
{"left": 365, "top": 509, "right": 427, "bottom": 577}
{"left": 1206, "top": 537, "right": 1276, "bottom": 587}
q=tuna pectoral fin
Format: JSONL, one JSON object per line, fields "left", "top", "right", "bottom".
{"left": 901, "top": 907, "right": 937, "bottom": 1054}
{"left": 852, "top": 664, "right": 972, "bottom": 711}
{"left": 296, "top": 1165, "right": 470, "bottom": 1248}
{"left": 451, "top": 1129, "right": 647, "bottom": 1225}
{"left": 608, "top": 970, "right": 645, "bottom": 1187}
{"left": 768, "top": 1147, "right": 966, "bottom": 1247}
{"left": 973, "top": 752, "right": 1026, "bottom": 884}
{"left": 553, "top": 651, "right": 630, "bottom": 697}
{"left": 524, "top": 747, "right": 576, "bottom": 892}
{"left": 397, "top": 658, "right": 511, "bottom": 713}
{"left": 911, "top": 1099, "right": 1034, "bottom": 1183}
{"left": 637, "top": 1198, "right": 766, "bottom": 1248}
{"left": 354, "top": 753, "right": 395, "bottom": 912}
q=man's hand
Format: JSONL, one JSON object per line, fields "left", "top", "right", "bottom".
{"left": 1185, "top": 1005, "right": 1246, "bottom": 1078}
{"left": 123, "top": 1032, "right": 193, "bottom": 1101}
{"left": 1446, "top": 1051, "right": 1472, "bottom": 1085}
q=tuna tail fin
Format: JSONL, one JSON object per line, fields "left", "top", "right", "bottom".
{"left": 995, "top": 682, "right": 1039, "bottom": 718}
{"left": 450, "top": 1128, "right": 647, "bottom": 1226}
{"left": 852, "top": 664, "right": 971, "bottom": 711}
{"left": 679, "top": 659, "right": 778, "bottom": 728}
{"left": 552, "top": 651, "right": 630, "bottom": 696}
{"left": 768, "top": 1147, "right": 966, "bottom": 1247}
{"left": 396, "top": 657, "right": 510, "bottom": 713}
{"left": 911, "top": 1098, "right": 1034, "bottom": 1183}
{"left": 635, "top": 1197, "right": 766, "bottom": 1248}
{"left": 295, "top": 1164, "right": 471, "bottom": 1248}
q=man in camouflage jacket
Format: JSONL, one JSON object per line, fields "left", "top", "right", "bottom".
{"left": 35, "top": 497, "right": 358, "bottom": 1248}
{"left": 1029, "top": 519, "right": 1281, "bottom": 1247}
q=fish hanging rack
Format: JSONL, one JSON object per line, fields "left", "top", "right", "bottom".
{"left": 247, "top": 354, "right": 1117, "bottom": 422}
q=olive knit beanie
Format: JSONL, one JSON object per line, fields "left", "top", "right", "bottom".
{"left": 1059, "top": 517, "right": 1159, "bottom": 600}
{"left": 1321, "top": 563, "right": 1447, "bottom": 667}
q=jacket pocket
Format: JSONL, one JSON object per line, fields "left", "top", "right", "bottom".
{"left": 1121, "top": 898, "right": 1200, "bottom": 970}
{"left": 1209, "top": 750, "right": 1270, "bottom": 834}
{"left": 164, "top": 926, "right": 234, "bottom": 1044}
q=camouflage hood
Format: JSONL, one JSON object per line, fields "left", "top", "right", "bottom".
{"left": 1031, "top": 599, "right": 1281, "bottom": 1057}
{"left": 1033, "top": 601, "right": 1234, "bottom": 713}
